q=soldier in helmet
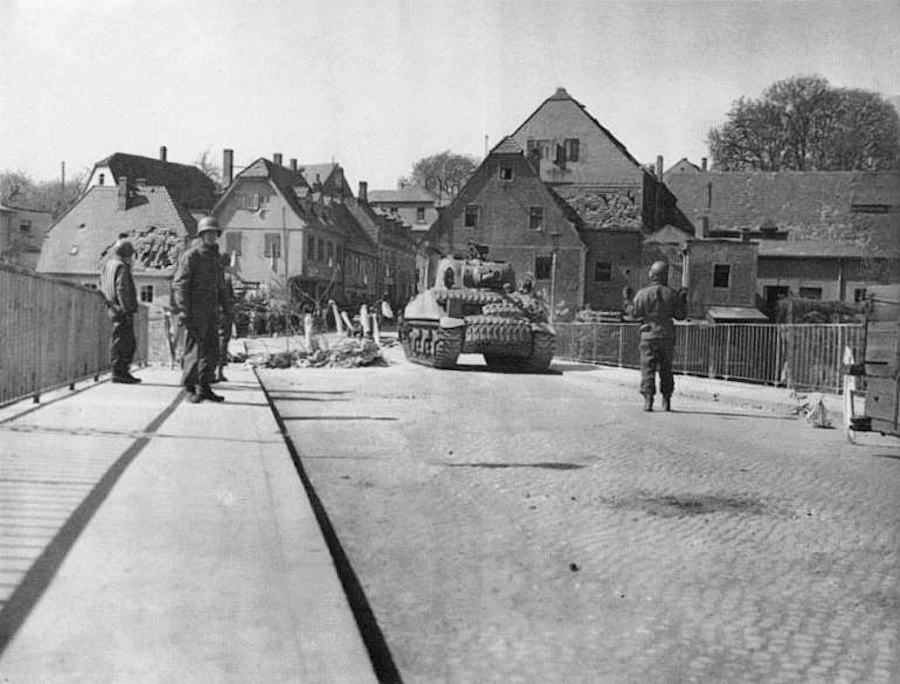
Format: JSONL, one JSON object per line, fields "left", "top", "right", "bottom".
{"left": 100, "top": 238, "right": 141, "bottom": 383}
{"left": 172, "top": 216, "right": 230, "bottom": 403}
{"left": 631, "top": 260, "right": 687, "bottom": 411}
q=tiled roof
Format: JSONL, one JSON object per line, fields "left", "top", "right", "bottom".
{"left": 368, "top": 186, "right": 438, "bottom": 204}
{"left": 491, "top": 136, "right": 523, "bottom": 155}
{"left": 93, "top": 153, "right": 217, "bottom": 211}
{"left": 666, "top": 171, "right": 899, "bottom": 230}
{"left": 37, "top": 185, "right": 197, "bottom": 276}
{"left": 666, "top": 171, "right": 900, "bottom": 252}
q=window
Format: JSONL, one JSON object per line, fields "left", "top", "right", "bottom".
{"left": 535, "top": 255, "right": 553, "bottom": 280}
{"left": 536, "top": 140, "right": 551, "bottom": 159}
{"left": 529, "top": 207, "right": 544, "bottom": 231}
{"left": 854, "top": 288, "right": 868, "bottom": 303}
{"left": 416, "top": 207, "right": 426, "bottom": 222}
{"left": 83, "top": 282, "right": 98, "bottom": 290}
{"left": 224, "top": 231, "right": 242, "bottom": 256}
{"left": 390, "top": 206, "right": 398, "bottom": 214}
{"left": 99, "top": 173, "right": 105, "bottom": 185}
{"left": 565, "top": 138, "right": 580, "bottom": 162}
{"left": 713, "top": 264, "right": 731, "bottom": 288}
{"left": 464, "top": 205, "right": 478, "bottom": 228}
{"left": 317, "top": 237, "right": 325, "bottom": 262}
{"left": 264, "top": 233, "right": 281, "bottom": 258}
{"left": 19, "top": 220, "right": 32, "bottom": 234}
{"left": 327, "top": 241, "right": 334, "bottom": 264}
{"left": 307, "top": 235, "right": 315, "bottom": 261}
{"left": 335, "top": 243, "right": 342, "bottom": 266}
{"left": 594, "top": 261, "right": 612, "bottom": 282}
{"left": 799, "top": 287, "right": 823, "bottom": 300}
{"left": 139, "top": 285, "right": 154, "bottom": 303}
{"left": 499, "top": 163, "right": 514, "bottom": 181}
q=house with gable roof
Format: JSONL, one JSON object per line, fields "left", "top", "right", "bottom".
{"left": 212, "top": 156, "right": 380, "bottom": 309}
{"left": 422, "top": 137, "right": 587, "bottom": 308}
{"left": 506, "top": 87, "right": 693, "bottom": 310}
{"left": 85, "top": 147, "right": 218, "bottom": 216}
{"left": 367, "top": 185, "right": 440, "bottom": 236}
{"left": 36, "top": 177, "right": 197, "bottom": 309}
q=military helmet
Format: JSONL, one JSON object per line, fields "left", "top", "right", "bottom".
{"left": 197, "top": 216, "right": 221, "bottom": 235}
{"left": 648, "top": 260, "right": 669, "bottom": 283}
{"left": 114, "top": 239, "right": 135, "bottom": 258}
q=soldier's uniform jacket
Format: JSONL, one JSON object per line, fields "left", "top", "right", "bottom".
{"left": 99, "top": 257, "right": 138, "bottom": 317}
{"left": 631, "top": 284, "right": 686, "bottom": 340}
{"left": 172, "top": 242, "right": 229, "bottom": 326}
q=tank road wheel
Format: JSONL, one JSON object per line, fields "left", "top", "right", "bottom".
{"left": 402, "top": 323, "right": 464, "bottom": 369}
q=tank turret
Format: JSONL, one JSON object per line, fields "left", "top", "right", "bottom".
{"left": 398, "top": 255, "right": 556, "bottom": 371}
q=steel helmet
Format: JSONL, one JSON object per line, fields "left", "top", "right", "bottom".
{"left": 648, "top": 260, "right": 668, "bottom": 284}
{"left": 114, "top": 239, "right": 135, "bottom": 258}
{"left": 197, "top": 216, "right": 221, "bottom": 235}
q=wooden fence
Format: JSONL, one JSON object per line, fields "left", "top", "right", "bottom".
{"left": 0, "top": 263, "right": 149, "bottom": 406}
{"left": 554, "top": 321, "right": 865, "bottom": 394}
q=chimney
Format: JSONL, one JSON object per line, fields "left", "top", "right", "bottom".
{"left": 223, "top": 149, "right": 234, "bottom": 187}
{"left": 290, "top": 158, "right": 298, "bottom": 172}
{"left": 358, "top": 181, "right": 368, "bottom": 205}
{"left": 117, "top": 177, "right": 128, "bottom": 210}
{"left": 273, "top": 153, "right": 283, "bottom": 166}
{"left": 701, "top": 157, "right": 707, "bottom": 172}
{"left": 159, "top": 145, "right": 167, "bottom": 162}
{"left": 656, "top": 155, "right": 664, "bottom": 182}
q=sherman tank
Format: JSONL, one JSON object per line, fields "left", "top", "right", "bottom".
{"left": 399, "top": 255, "right": 556, "bottom": 371}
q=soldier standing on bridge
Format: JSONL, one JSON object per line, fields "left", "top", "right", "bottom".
{"left": 631, "top": 260, "right": 687, "bottom": 412}
{"left": 100, "top": 239, "right": 141, "bottom": 384}
{"left": 172, "top": 217, "right": 230, "bottom": 403}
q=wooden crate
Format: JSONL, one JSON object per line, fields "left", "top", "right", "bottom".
{"left": 867, "top": 284, "right": 900, "bottom": 322}
{"left": 866, "top": 376, "right": 899, "bottom": 434}
{"left": 865, "top": 321, "right": 900, "bottom": 378}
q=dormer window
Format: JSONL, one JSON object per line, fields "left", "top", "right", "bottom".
{"left": 499, "top": 163, "right": 514, "bottom": 181}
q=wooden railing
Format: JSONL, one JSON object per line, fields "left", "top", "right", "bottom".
{"left": 0, "top": 263, "right": 149, "bottom": 406}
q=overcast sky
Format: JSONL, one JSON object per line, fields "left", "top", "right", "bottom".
{"left": 2, "top": 0, "right": 899, "bottom": 190}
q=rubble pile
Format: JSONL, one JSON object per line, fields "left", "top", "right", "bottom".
{"left": 237, "top": 337, "right": 389, "bottom": 369}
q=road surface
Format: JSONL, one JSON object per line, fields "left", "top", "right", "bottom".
{"left": 259, "top": 347, "right": 900, "bottom": 684}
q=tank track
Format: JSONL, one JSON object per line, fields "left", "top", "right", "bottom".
{"left": 462, "top": 314, "right": 534, "bottom": 356}
{"left": 401, "top": 322, "right": 464, "bottom": 369}
{"left": 483, "top": 330, "right": 556, "bottom": 373}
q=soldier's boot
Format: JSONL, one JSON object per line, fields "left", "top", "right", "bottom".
{"left": 661, "top": 396, "right": 671, "bottom": 412}
{"left": 197, "top": 386, "right": 225, "bottom": 403}
{"left": 642, "top": 394, "right": 654, "bottom": 412}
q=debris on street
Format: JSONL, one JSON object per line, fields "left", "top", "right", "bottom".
{"left": 232, "top": 335, "right": 394, "bottom": 369}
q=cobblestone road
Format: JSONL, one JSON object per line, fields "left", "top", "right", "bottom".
{"left": 261, "top": 352, "right": 900, "bottom": 684}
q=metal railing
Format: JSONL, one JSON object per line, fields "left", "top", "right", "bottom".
{"left": 0, "top": 264, "right": 149, "bottom": 406}
{"left": 555, "top": 321, "right": 865, "bottom": 394}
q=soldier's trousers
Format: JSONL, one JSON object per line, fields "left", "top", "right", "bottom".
{"left": 639, "top": 338, "right": 675, "bottom": 398}
{"left": 181, "top": 316, "right": 219, "bottom": 389}
{"left": 110, "top": 313, "right": 136, "bottom": 376}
